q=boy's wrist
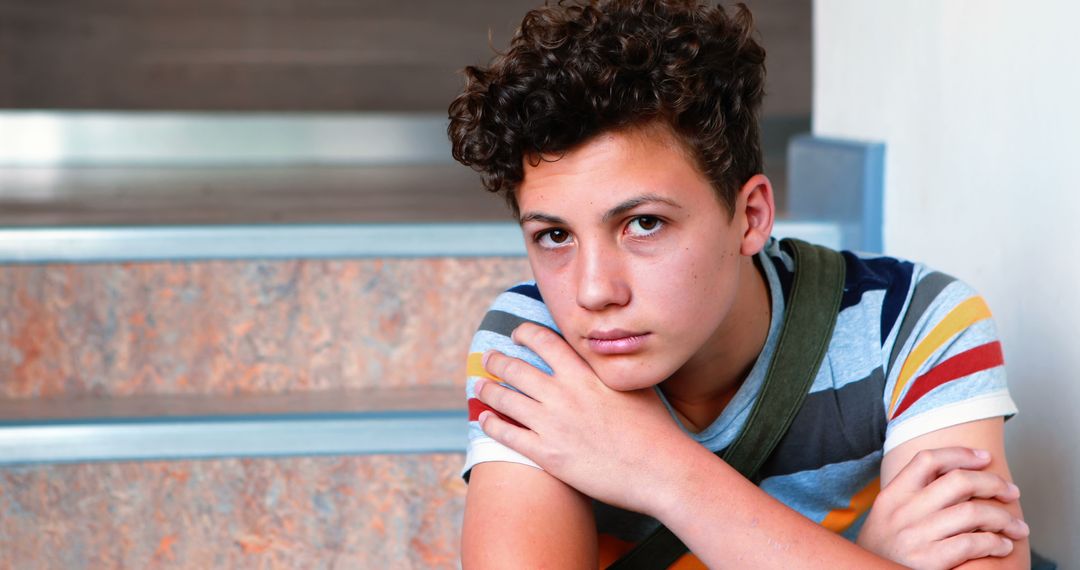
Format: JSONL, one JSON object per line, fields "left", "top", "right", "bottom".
{"left": 641, "top": 437, "right": 730, "bottom": 524}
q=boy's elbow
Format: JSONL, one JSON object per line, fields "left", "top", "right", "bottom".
{"left": 462, "top": 462, "right": 596, "bottom": 569}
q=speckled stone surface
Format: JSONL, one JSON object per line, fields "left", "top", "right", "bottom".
{"left": 0, "top": 454, "right": 468, "bottom": 569}
{"left": 0, "top": 257, "right": 531, "bottom": 398}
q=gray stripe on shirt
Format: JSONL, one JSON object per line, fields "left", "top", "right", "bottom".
{"left": 477, "top": 309, "right": 555, "bottom": 339}
{"left": 887, "top": 271, "right": 956, "bottom": 374}
{"left": 758, "top": 366, "right": 887, "bottom": 479}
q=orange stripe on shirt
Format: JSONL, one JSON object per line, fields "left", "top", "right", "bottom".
{"left": 597, "top": 533, "right": 707, "bottom": 570}
{"left": 889, "top": 296, "right": 992, "bottom": 417}
{"left": 598, "top": 534, "right": 636, "bottom": 567}
{"left": 820, "top": 477, "right": 881, "bottom": 533}
{"left": 892, "top": 341, "right": 1004, "bottom": 420}
{"left": 668, "top": 553, "right": 709, "bottom": 570}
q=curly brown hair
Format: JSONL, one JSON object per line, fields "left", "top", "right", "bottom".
{"left": 448, "top": 0, "right": 766, "bottom": 217}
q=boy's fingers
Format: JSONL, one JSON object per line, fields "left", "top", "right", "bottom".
{"left": 481, "top": 351, "right": 550, "bottom": 400}
{"left": 476, "top": 378, "right": 542, "bottom": 426}
{"left": 932, "top": 532, "right": 1015, "bottom": 569}
{"left": 890, "top": 447, "right": 993, "bottom": 493}
{"left": 511, "top": 322, "right": 591, "bottom": 376}
{"left": 1002, "top": 517, "right": 1032, "bottom": 540}
{"left": 921, "top": 500, "right": 1028, "bottom": 541}
{"left": 478, "top": 411, "right": 542, "bottom": 457}
{"left": 918, "top": 469, "right": 1020, "bottom": 515}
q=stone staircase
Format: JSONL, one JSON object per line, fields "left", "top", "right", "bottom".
{"left": 0, "top": 225, "right": 531, "bottom": 568}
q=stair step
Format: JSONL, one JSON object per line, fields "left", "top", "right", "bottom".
{"left": 0, "top": 111, "right": 454, "bottom": 166}
{"left": 0, "top": 254, "right": 532, "bottom": 398}
{"left": 0, "top": 222, "right": 527, "bottom": 264}
{"left": 0, "top": 454, "right": 466, "bottom": 568}
{"left": 0, "top": 164, "right": 506, "bottom": 227}
{"left": 0, "top": 386, "right": 463, "bottom": 465}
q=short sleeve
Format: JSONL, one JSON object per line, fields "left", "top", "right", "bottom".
{"left": 882, "top": 273, "right": 1018, "bottom": 454}
{"left": 462, "top": 282, "right": 558, "bottom": 481}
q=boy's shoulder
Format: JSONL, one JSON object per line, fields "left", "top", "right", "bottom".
{"left": 469, "top": 281, "right": 556, "bottom": 376}
{"left": 760, "top": 239, "right": 978, "bottom": 350}
{"left": 764, "top": 239, "right": 921, "bottom": 316}
{"left": 762, "top": 242, "right": 1013, "bottom": 456}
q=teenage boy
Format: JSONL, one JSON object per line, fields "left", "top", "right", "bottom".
{"left": 448, "top": 2, "right": 1030, "bottom": 568}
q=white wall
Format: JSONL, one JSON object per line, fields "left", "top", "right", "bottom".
{"left": 814, "top": 0, "right": 1080, "bottom": 565}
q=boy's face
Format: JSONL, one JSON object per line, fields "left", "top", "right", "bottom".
{"left": 517, "top": 124, "right": 761, "bottom": 391}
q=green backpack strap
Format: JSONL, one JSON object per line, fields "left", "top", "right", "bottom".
{"left": 607, "top": 238, "right": 847, "bottom": 570}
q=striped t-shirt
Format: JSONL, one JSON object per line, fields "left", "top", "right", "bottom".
{"left": 462, "top": 238, "right": 1017, "bottom": 568}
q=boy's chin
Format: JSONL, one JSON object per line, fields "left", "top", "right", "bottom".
{"left": 593, "top": 368, "right": 667, "bottom": 392}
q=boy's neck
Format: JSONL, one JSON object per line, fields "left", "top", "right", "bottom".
{"left": 660, "top": 253, "right": 772, "bottom": 433}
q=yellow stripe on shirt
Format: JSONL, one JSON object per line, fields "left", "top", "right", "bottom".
{"left": 888, "top": 296, "right": 992, "bottom": 417}
{"left": 466, "top": 351, "right": 500, "bottom": 381}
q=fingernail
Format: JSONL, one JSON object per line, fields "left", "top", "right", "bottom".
{"left": 1015, "top": 519, "right": 1030, "bottom": 535}
{"left": 1007, "top": 482, "right": 1021, "bottom": 496}
{"left": 973, "top": 449, "right": 991, "bottom": 460}
{"left": 474, "top": 378, "right": 486, "bottom": 396}
{"left": 1000, "top": 537, "right": 1014, "bottom": 553}
{"left": 478, "top": 410, "right": 492, "bottom": 425}
{"left": 482, "top": 350, "right": 494, "bottom": 368}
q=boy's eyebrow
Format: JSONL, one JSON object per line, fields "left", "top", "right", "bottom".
{"left": 601, "top": 194, "right": 682, "bottom": 222}
{"left": 518, "top": 212, "right": 566, "bottom": 225}
{"left": 519, "top": 194, "right": 682, "bottom": 225}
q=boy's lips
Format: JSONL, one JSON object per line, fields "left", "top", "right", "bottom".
{"left": 586, "top": 329, "right": 651, "bottom": 355}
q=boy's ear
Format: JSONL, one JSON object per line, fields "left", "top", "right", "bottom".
{"left": 736, "top": 174, "right": 775, "bottom": 256}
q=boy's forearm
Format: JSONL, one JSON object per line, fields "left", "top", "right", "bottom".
{"left": 645, "top": 438, "right": 901, "bottom": 569}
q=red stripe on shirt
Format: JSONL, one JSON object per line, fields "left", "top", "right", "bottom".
{"left": 892, "top": 341, "right": 1004, "bottom": 420}
{"left": 468, "top": 398, "right": 526, "bottom": 429}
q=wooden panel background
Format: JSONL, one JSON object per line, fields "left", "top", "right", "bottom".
{"left": 0, "top": 0, "right": 810, "bottom": 115}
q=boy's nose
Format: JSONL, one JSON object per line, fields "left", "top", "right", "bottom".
{"left": 575, "top": 244, "right": 630, "bottom": 311}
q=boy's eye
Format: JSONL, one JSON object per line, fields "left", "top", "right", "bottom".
{"left": 537, "top": 228, "right": 573, "bottom": 249}
{"left": 626, "top": 216, "right": 663, "bottom": 237}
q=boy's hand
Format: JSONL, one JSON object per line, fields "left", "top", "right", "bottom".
{"left": 856, "top": 447, "right": 1029, "bottom": 569}
{"left": 474, "top": 322, "right": 689, "bottom": 516}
